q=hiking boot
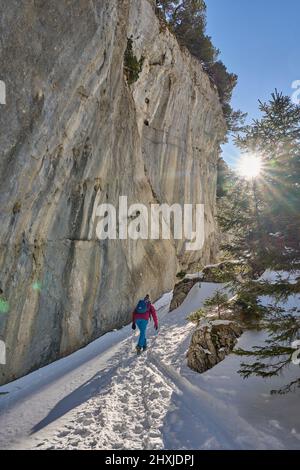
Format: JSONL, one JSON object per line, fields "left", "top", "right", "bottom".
{"left": 136, "top": 345, "right": 142, "bottom": 354}
{"left": 143, "top": 346, "right": 148, "bottom": 352}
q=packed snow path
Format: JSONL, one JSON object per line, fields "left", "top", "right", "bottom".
{"left": 0, "top": 283, "right": 299, "bottom": 450}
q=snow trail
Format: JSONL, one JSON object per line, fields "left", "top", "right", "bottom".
{"left": 0, "top": 284, "right": 299, "bottom": 450}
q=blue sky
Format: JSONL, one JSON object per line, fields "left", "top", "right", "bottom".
{"left": 205, "top": 0, "right": 300, "bottom": 167}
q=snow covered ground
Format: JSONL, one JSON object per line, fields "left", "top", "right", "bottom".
{"left": 0, "top": 282, "right": 299, "bottom": 450}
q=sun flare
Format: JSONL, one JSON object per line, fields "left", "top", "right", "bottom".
{"left": 236, "top": 154, "right": 262, "bottom": 179}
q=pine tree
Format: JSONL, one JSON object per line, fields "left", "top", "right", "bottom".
{"left": 236, "top": 91, "right": 300, "bottom": 274}
{"left": 188, "top": 291, "right": 230, "bottom": 323}
{"left": 219, "top": 91, "right": 300, "bottom": 393}
{"left": 156, "top": 0, "right": 217, "bottom": 64}
{"left": 217, "top": 163, "right": 264, "bottom": 278}
{"left": 203, "top": 291, "right": 230, "bottom": 319}
{"left": 155, "top": 0, "right": 243, "bottom": 131}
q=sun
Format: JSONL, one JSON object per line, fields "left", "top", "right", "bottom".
{"left": 236, "top": 154, "right": 262, "bottom": 179}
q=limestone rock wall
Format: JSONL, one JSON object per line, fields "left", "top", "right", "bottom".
{"left": 0, "top": 0, "right": 226, "bottom": 384}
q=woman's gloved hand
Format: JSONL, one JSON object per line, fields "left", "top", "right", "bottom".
{"left": 132, "top": 323, "right": 136, "bottom": 330}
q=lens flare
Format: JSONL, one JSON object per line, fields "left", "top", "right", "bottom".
{"left": 32, "top": 281, "right": 42, "bottom": 291}
{"left": 237, "top": 154, "right": 262, "bottom": 179}
{"left": 0, "top": 299, "right": 9, "bottom": 314}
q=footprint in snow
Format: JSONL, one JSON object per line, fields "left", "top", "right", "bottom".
{"left": 57, "top": 430, "right": 70, "bottom": 438}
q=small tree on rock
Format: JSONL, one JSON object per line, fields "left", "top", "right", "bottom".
{"left": 203, "top": 291, "right": 230, "bottom": 319}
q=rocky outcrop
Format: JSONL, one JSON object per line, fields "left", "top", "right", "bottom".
{"left": 187, "top": 320, "right": 243, "bottom": 373}
{"left": 170, "top": 276, "right": 202, "bottom": 311}
{"left": 200, "top": 260, "right": 244, "bottom": 283}
{"left": 0, "top": 0, "right": 226, "bottom": 384}
{"left": 170, "top": 261, "right": 244, "bottom": 311}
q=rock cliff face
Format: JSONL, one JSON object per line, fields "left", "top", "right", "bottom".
{"left": 0, "top": 0, "right": 226, "bottom": 384}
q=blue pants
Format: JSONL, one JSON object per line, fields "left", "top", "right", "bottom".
{"left": 136, "top": 319, "right": 148, "bottom": 348}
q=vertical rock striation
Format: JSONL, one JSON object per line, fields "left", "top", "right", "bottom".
{"left": 0, "top": 0, "right": 226, "bottom": 384}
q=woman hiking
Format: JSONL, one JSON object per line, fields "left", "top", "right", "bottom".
{"left": 132, "top": 295, "right": 158, "bottom": 354}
